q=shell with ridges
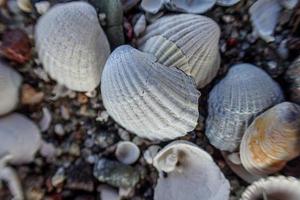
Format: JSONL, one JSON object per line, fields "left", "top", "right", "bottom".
{"left": 241, "top": 176, "right": 300, "bottom": 200}
{"left": 101, "top": 45, "right": 200, "bottom": 141}
{"left": 153, "top": 140, "right": 230, "bottom": 200}
{"left": 0, "top": 113, "right": 41, "bottom": 164}
{"left": 240, "top": 102, "right": 300, "bottom": 177}
{"left": 139, "top": 14, "right": 221, "bottom": 88}
{"left": 205, "top": 63, "right": 284, "bottom": 152}
{"left": 0, "top": 62, "right": 22, "bottom": 116}
{"left": 35, "top": 1, "right": 110, "bottom": 92}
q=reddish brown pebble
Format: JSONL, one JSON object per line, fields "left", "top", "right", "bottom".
{"left": 21, "top": 84, "right": 44, "bottom": 105}
{"left": 77, "top": 93, "right": 89, "bottom": 104}
{"left": 0, "top": 29, "right": 32, "bottom": 64}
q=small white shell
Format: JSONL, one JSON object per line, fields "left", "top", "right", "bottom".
{"left": 143, "top": 145, "right": 161, "bottom": 164}
{"left": 249, "top": 0, "right": 282, "bottom": 42}
{"left": 205, "top": 63, "right": 284, "bottom": 152}
{"left": 0, "top": 62, "right": 22, "bottom": 116}
{"left": 134, "top": 14, "right": 146, "bottom": 37}
{"left": 101, "top": 45, "right": 200, "bottom": 140}
{"left": 139, "top": 14, "right": 221, "bottom": 88}
{"left": 0, "top": 113, "right": 41, "bottom": 164}
{"left": 216, "top": 0, "right": 240, "bottom": 6}
{"left": 141, "top": 0, "right": 163, "bottom": 14}
{"left": 241, "top": 176, "right": 300, "bottom": 200}
{"left": 115, "top": 141, "right": 140, "bottom": 164}
{"left": 35, "top": 1, "right": 110, "bottom": 92}
{"left": 153, "top": 141, "right": 230, "bottom": 200}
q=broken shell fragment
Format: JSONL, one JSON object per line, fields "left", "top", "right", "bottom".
{"left": 153, "top": 141, "right": 230, "bottom": 200}
{"left": 241, "top": 176, "right": 300, "bottom": 200}
{"left": 0, "top": 62, "right": 22, "bottom": 116}
{"left": 240, "top": 102, "right": 300, "bottom": 177}
{"left": 35, "top": 1, "right": 110, "bottom": 91}
{"left": 101, "top": 45, "right": 200, "bottom": 140}
{"left": 285, "top": 56, "right": 300, "bottom": 104}
{"left": 139, "top": 14, "right": 221, "bottom": 88}
{"left": 115, "top": 141, "right": 140, "bottom": 165}
{"left": 0, "top": 113, "right": 41, "bottom": 164}
{"left": 206, "top": 63, "right": 284, "bottom": 152}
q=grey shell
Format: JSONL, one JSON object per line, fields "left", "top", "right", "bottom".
{"left": 205, "top": 63, "right": 284, "bottom": 152}
{"left": 35, "top": 1, "right": 110, "bottom": 91}
{"left": 138, "top": 14, "right": 221, "bottom": 88}
{"left": 101, "top": 45, "right": 200, "bottom": 141}
{"left": 0, "top": 62, "right": 22, "bottom": 116}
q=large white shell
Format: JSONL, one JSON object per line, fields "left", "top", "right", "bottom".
{"left": 101, "top": 45, "right": 200, "bottom": 141}
{"left": 35, "top": 1, "right": 110, "bottom": 92}
{"left": 139, "top": 14, "right": 221, "bottom": 88}
{"left": 153, "top": 141, "right": 230, "bottom": 200}
{"left": 0, "top": 113, "right": 41, "bottom": 164}
{"left": 241, "top": 176, "right": 300, "bottom": 200}
{"left": 205, "top": 63, "right": 284, "bottom": 152}
{"left": 0, "top": 62, "right": 22, "bottom": 116}
{"left": 249, "top": 0, "right": 282, "bottom": 42}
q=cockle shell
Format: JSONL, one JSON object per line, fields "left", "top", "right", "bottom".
{"left": 0, "top": 113, "right": 41, "bottom": 164}
{"left": 240, "top": 102, "right": 300, "bottom": 177}
{"left": 0, "top": 62, "right": 22, "bottom": 116}
{"left": 115, "top": 141, "right": 140, "bottom": 164}
{"left": 241, "top": 176, "right": 300, "bottom": 200}
{"left": 35, "top": 1, "right": 110, "bottom": 92}
{"left": 285, "top": 56, "right": 300, "bottom": 104}
{"left": 139, "top": 14, "right": 221, "bottom": 88}
{"left": 101, "top": 45, "right": 200, "bottom": 140}
{"left": 153, "top": 141, "right": 230, "bottom": 200}
{"left": 206, "top": 63, "right": 284, "bottom": 152}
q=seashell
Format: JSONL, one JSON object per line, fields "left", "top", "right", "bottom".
{"left": 240, "top": 176, "right": 300, "bottom": 200}
{"left": 216, "top": 0, "right": 240, "bottom": 6}
{"left": 134, "top": 14, "right": 146, "bottom": 37}
{"left": 139, "top": 14, "right": 221, "bottom": 88}
{"left": 240, "top": 102, "right": 300, "bottom": 177}
{"left": 153, "top": 140, "right": 230, "bottom": 200}
{"left": 101, "top": 45, "right": 200, "bottom": 140}
{"left": 115, "top": 141, "right": 140, "bottom": 164}
{"left": 143, "top": 145, "right": 161, "bottom": 164}
{"left": 205, "top": 63, "right": 284, "bottom": 152}
{"left": 35, "top": 1, "right": 110, "bottom": 92}
{"left": 17, "top": 0, "right": 32, "bottom": 12}
{"left": 0, "top": 62, "right": 22, "bottom": 116}
{"left": 0, "top": 113, "right": 41, "bottom": 164}
{"left": 285, "top": 56, "right": 300, "bottom": 104}
{"left": 249, "top": 0, "right": 282, "bottom": 42}
{"left": 141, "top": 0, "right": 164, "bottom": 14}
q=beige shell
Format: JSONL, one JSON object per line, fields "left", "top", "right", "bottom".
{"left": 138, "top": 14, "right": 221, "bottom": 88}
{"left": 35, "top": 1, "right": 110, "bottom": 92}
{"left": 240, "top": 102, "right": 300, "bottom": 177}
{"left": 205, "top": 63, "right": 284, "bottom": 152}
{"left": 115, "top": 141, "right": 140, "bottom": 164}
{"left": 153, "top": 141, "right": 230, "bottom": 200}
{"left": 240, "top": 176, "right": 300, "bottom": 200}
{"left": 0, "top": 62, "right": 22, "bottom": 116}
{"left": 0, "top": 113, "right": 41, "bottom": 164}
{"left": 101, "top": 45, "right": 200, "bottom": 140}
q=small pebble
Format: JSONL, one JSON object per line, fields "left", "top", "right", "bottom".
{"left": 34, "top": 1, "right": 50, "bottom": 14}
{"left": 54, "top": 124, "right": 65, "bottom": 136}
{"left": 21, "top": 84, "right": 44, "bottom": 105}
{"left": 51, "top": 168, "right": 65, "bottom": 187}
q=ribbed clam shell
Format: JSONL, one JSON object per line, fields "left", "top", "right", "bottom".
{"left": 35, "top": 1, "right": 110, "bottom": 92}
{"left": 153, "top": 141, "right": 230, "bottom": 200}
{"left": 240, "top": 102, "right": 300, "bottom": 176}
{"left": 0, "top": 113, "right": 41, "bottom": 164}
{"left": 101, "top": 45, "right": 200, "bottom": 141}
{"left": 205, "top": 63, "right": 284, "bottom": 152}
{"left": 0, "top": 62, "right": 22, "bottom": 116}
{"left": 241, "top": 176, "right": 300, "bottom": 200}
{"left": 285, "top": 56, "right": 300, "bottom": 104}
{"left": 139, "top": 14, "right": 221, "bottom": 88}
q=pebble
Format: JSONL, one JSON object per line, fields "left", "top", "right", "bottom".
{"left": 54, "top": 124, "right": 65, "bottom": 136}
{"left": 93, "top": 158, "right": 140, "bottom": 188}
{"left": 39, "top": 107, "right": 52, "bottom": 132}
{"left": 34, "top": 1, "right": 50, "bottom": 14}
{"left": 69, "top": 143, "right": 81, "bottom": 156}
{"left": 118, "top": 128, "right": 130, "bottom": 141}
{"left": 51, "top": 168, "right": 65, "bottom": 187}
{"left": 96, "top": 130, "right": 118, "bottom": 148}
{"left": 21, "top": 84, "right": 44, "bottom": 105}
{"left": 96, "top": 111, "right": 109, "bottom": 122}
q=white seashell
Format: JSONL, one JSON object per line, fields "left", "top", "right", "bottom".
{"left": 35, "top": 1, "right": 110, "bottom": 92}
{"left": 141, "top": 0, "right": 164, "bottom": 14}
{"left": 39, "top": 107, "right": 52, "bottom": 132}
{"left": 164, "top": 0, "right": 216, "bottom": 14}
{"left": 143, "top": 145, "right": 161, "bottom": 164}
{"left": 17, "top": 0, "right": 33, "bottom": 12}
{"left": 139, "top": 14, "right": 221, "bottom": 88}
{"left": 241, "top": 176, "right": 300, "bottom": 200}
{"left": 249, "top": 0, "right": 282, "bottom": 42}
{"left": 205, "top": 63, "right": 284, "bottom": 152}
{"left": 115, "top": 141, "right": 140, "bottom": 164}
{"left": 279, "top": 0, "right": 299, "bottom": 9}
{"left": 0, "top": 113, "right": 41, "bottom": 164}
{"left": 134, "top": 14, "right": 146, "bottom": 37}
{"left": 153, "top": 141, "right": 230, "bottom": 200}
{"left": 0, "top": 62, "right": 22, "bottom": 116}
{"left": 35, "top": 1, "right": 50, "bottom": 15}
{"left": 216, "top": 0, "right": 240, "bottom": 6}
{"left": 101, "top": 45, "right": 200, "bottom": 140}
